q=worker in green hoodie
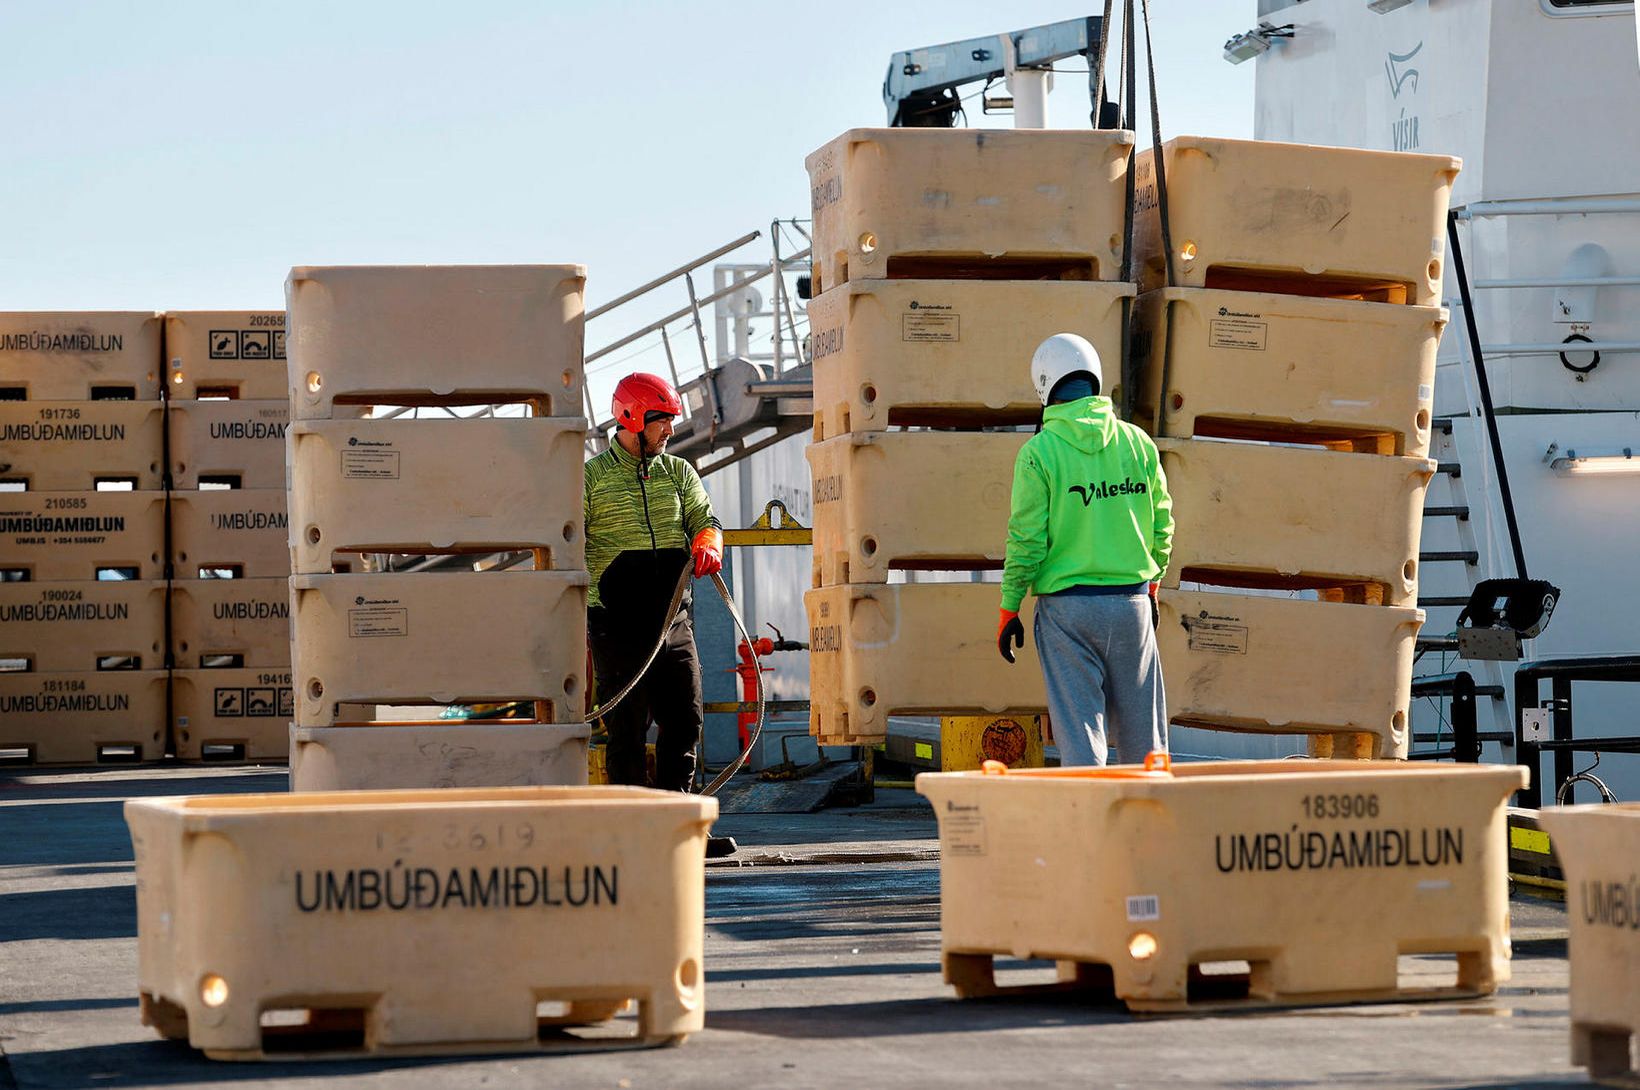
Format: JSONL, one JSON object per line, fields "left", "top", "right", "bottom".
{"left": 997, "top": 333, "right": 1174, "bottom": 767}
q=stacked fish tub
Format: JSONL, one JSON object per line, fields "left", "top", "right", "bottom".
{"left": 1131, "top": 137, "right": 1461, "bottom": 759}
{"left": 283, "top": 265, "right": 592, "bottom": 791}
{"left": 803, "top": 128, "right": 1135, "bottom": 753}
{"left": 0, "top": 312, "right": 169, "bottom": 763}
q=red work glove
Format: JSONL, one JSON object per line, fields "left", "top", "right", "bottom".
{"left": 997, "top": 608, "right": 1024, "bottom": 664}
{"left": 691, "top": 527, "right": 723, "bottom": 578}
{"left": 1148, "top": 582, "right": 1160, "bottom": 628}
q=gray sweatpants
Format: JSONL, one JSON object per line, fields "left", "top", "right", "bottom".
{"left": 1033, "top": 592, "right": 1167, "bottom": 767}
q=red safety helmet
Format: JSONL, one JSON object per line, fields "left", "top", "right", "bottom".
{"left": 611, "top": 372, "right": 683, "bottom": 433}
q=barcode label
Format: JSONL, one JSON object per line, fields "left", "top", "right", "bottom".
{"left": 1125, "top": 895, "right": 1160, "bottom": 922}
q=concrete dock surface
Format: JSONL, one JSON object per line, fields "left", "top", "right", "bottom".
{"left": 0, "top": 767, "right": 1582, "bottom": 1089}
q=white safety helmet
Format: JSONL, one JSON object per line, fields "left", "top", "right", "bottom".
{"left": 1030, "top": 333, "right": 1103, "bottom": 406}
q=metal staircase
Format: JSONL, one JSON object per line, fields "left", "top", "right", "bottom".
{"left": 583, "top": 222, "right": 815, "bottom": 477}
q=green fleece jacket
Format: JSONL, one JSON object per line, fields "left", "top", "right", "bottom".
{"left": 1000, "top": 396, "right": 1174, "bottom": 611}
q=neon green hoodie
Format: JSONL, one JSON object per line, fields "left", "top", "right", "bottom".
{"left": 1000, "top": 396, "right": 1174, "bottom": 611}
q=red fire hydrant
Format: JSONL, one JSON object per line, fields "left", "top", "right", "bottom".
{"left": 730, "top": 624, "right": 806, "bottom": 750}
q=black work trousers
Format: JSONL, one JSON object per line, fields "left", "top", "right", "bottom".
{"left": 589, "top": 607, "right": 703, "bottom": 792}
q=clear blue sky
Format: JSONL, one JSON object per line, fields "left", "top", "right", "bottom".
{"left": 0, "top": 1, "right": 1253, "bottom": 354}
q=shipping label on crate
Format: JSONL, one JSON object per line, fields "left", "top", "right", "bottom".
{"left": 348, "top": 597, "right": 409, "bottom": 638}
{"left": 0, "top": 584, "right": 138, "bottom": 625}
{"left": 1182, "top": 608, "right": 1249, "bottom": 655}
{"left": 942, "top": 799, "right": 988, "bottom": 857}
{"left": 1207, "top": 307, "right": 1268, "bottom": 351}
{"left": 339, "top": 437, "right": 401, "bottom": 480}
{"left": 0, "top": 499, "right": 132, "bottom": 545}
{"left": 901, "top": 301, "right": 960, "bottom": 343}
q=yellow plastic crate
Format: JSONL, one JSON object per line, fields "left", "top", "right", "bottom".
{"left": 0, "top": 669, "right": 168, "bottom": 765}
{"left": 1537, "top": 805, "right": 1640, "bottom": 1084}
{"left": 169, "top": 490, "right": 289, "bottom": 579}
{"left": 0, "top": 311, "right": 162, "bottom": 400}
{"left": 1132, "top": 288, "right": 1444, "bottom": 456}
{"left": 918, "top": 759, "right": 1525, "bottom": 1011}
{"left": 285, "top": 265, "right": 585, "bottom": 420}
{"left": 126, "top": 786, "right": 716, "bottom": 1058}
{"left": 1157, "top": 588, "right": 1423, "bottom": 759}
{"left": 287, "top": 416, "right": 586, "bottom": 574}
{"left": 0, "top": 401, "right": 163, "bottom": 489}
{"left": 806, "top": 128, "right": 1133, "bottom": 293}
{"left": 291, "top": 722, "right": 591, "bottom": 792}
{"left": 1158, "top": 438, "right": 1434, "bottom": 606}
{"left": 1134, "top": 136, "right": 1461, "bottom": 305}
{"left": 808, "top": 279, "right": 1133, "bottom": 439}
{"left": 171, "top": 666, "right": 294, "bottom": 763}
{"left": 168, "top": 578, "right": 290, "bottom": 669}
{"left": 0, "top": 490, "right": 167, "bottom": 580}
{"left": 806, "top": 582, "right": 1044, "bottom": 746}
{"left": 167, "top": 399, "right": 290, "bottom": 490}
{"left": 291, "top": 570, "right": 588, "bottom": 727}
{"left": 0, "top": 579, "right": 166, "bottom": 672}
{"left": 163, "top": 312, "right": 289, "bottom": 399}
{"left": 807, "top": 430, "right": 1026, "bottom": 586}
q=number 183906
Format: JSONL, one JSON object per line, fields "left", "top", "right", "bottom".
{"left": 1301, "top": 793, "right": 1379, "bottom": 820}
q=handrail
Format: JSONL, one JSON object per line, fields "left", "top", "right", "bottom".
{"left": 586, "top": 248, "right": 811, "bottom": 366}
{"left": 1455, "top": 199, "right": 1640, "bottom": 219}
{"left": 586, "top": 230, "right": 762, "bottom": 320}
{"left": 1475, "top": 275, "right": 1640, "bottom": 289}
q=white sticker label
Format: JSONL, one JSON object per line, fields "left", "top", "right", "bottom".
{"left": 1418, "top": 384, "right": 1433, "bottom": 403}
{"left": 1209, "top": 316, "right": 1267, "bottom": 351}
{"left": 341, "top": 449, "right": 401, "bottom": 480}
{"left": 349, "top": 606, "right": 409, "bottom": 638}
{"left": 943, "top": 803, "right": 987, "bottom": 857}
{"left": 902, "top": 312, "right": 959, "bottom": 342}
{"left": 1187, "top": 620, "right": 1248, "bottom": 655}
{"left": 1126, "top": 894, "right": 1160, "bottom": 922}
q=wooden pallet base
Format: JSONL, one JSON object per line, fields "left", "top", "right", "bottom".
{"left": 944, "top": 949, "right": 1497, "bottom": 1014}
{"left": 143, "top": 992, "right": 685, "bottom": 1061}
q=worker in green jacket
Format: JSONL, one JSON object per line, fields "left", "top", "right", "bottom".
{"left": 997, "top": 334, "right": 1174, "bottom": 767}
